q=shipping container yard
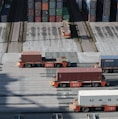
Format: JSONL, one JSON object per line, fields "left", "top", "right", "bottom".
{"left": 0, "top": 0, "right": 118, "bottom": 119}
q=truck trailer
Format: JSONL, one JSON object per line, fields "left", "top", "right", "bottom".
{"left": 94, "top": 55, "right": 118, "bottom": 73}
{"left": 50, "top": 67, "right": 107, "bottom": 88}
{"left": 69, "top": 90, "right": 118, "bottom": 112}
{"left": 17, "top": 51, "right": 72, "bottom": 68}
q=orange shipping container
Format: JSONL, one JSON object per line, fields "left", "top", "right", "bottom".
{"left": 42, "top": 3, "right": 48, "bottom": 10}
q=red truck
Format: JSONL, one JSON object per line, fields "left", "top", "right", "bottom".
{"left": 50, "top": 67, "right": 107, "bottom": 88}
{"left": 17, "top": 51, "right": 72, "bottom": 68}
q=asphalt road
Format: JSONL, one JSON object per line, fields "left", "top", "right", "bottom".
{"left": 0, "top": 112, "right": 118, "bottom": 119}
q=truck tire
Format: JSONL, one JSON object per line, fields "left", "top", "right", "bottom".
{"left": 92, "top": 83, "right": 99, "bottom": 87}
{"left": 103, "top": 69, "right": 109, "bottom": 73}
{"left": 81, "top": 107, "right": 89, "bottom": 112}
{"left": 25, "top": 64, "right": 31, "bottom": 68}
{"left": 60, "top": 83, "right": 67, "bottom": 88}
{"left": 56, "top": 64, "right": 61, "bottom": 67}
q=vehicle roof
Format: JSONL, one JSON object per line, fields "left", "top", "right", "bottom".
{"left": 101, "top": 55, "right": 118, "bottom": 59}
{"left": 78, "top": 90, "right": 118, "bottom": 96}
{"left": 57, "top": 68, "right": 102, "bottom": 73}
{"left": 21, "top": 51, "right": 41, "bottom": 55}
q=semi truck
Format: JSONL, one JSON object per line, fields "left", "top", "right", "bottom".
{"left": 69, "top": 90, "right": 118, "bottom": 112}
{"left": 94, "top": 55, "right": 118, "bottom": 73}
{"left": 50, "top": 67, "right": 107, "bottom": 88}
{"left": 17, "top": 51, "right": 73, "bottom": 68}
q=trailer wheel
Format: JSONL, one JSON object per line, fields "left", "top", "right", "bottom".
{"left": 103, "top": 69, "right": 109, "bottom": 73}
{"left": 60, "top": 83, "right": 67, "bottom": 88}
{"left": 25, "top": 64, "right": 31, "bottom": 68}
{"left": 81, "top": 107, "right": 89, "bottom": 112}
{"left": 56, "top": 64, "right": 61, "bottom": 67}
{"left": 93, "top": 83, "right": 99, "bottom": 87}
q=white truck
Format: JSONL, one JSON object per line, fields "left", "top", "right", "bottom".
{"left": 69, "top": 90, "right": 118, "bottom": 112}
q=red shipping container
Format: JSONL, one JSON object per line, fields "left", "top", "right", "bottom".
{"left": 35, "top": 16, "right": 41, "bottom": 22}
{"left": 88, "top": 14, "right": 96, "bottom": 22}
{"left": 56, "top": 68, "right": 103, "bottom": 82}
{"left": 42, "top": 3, "right": 48, "bottom": 10}
{"left": 21, "top": 51, "right": 42, "bottom": 62}
{"left": 56, "top": 16, "right": 62, "bottom": 22}
{"left": 49, "top": 16, "right": 55, "bottom": 22}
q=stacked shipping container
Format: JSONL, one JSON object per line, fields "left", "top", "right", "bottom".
{"left": 115, "top": 0, "right": 118, "bottom": 21}
{"left": 56, "top": 0, "right": 63, "bottom": 22}
{"left": 27, "top": 0, "right": 64, "bottom": 22}
{"left": 27, "top": 0, "right": 34, "bottom": 22}
{"left": 102, "top": 0, "right": 111, "bottom": 22}
{"left": 0, "top": 0, "right": 12, "bottom": 22}
{"left": 82, "top": 0, "right": 97, "bottom": 22}
{"left": 35, "top": 0, "right": 41, "bottom": 22}
{"left": 49, "top": 0, "right": 55, "bottom": 22}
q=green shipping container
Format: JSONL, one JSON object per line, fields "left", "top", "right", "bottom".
{"left": 56, "top": 9, "right": 62, "bottom": 16}
{"left": 49, "top": 1, "right": 55, "bottom": 8}
{"left": 42, "top": 16, "right": 48, "bottom": 22}
{"left": 49, "top": 8, "right": 55, "bottom": 16}
{"left": 63, "top": 7, "right": 70, "bottom": 21}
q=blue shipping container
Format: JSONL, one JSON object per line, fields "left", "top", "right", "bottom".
{"left": 101, "top": 55, "right": 118, "bottom": 67}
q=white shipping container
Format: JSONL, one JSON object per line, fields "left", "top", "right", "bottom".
{"left": 78, "top": 90, "right": 118, "bottom": 106}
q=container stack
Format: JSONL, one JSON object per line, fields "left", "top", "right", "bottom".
{"left": 110, "top": 0, "right": 117, "bottom": 21}
{"left": 116, "top": 0, "right": 118, "bottom": 21}
{"left": 82, "top": 0, "right": 97, "bottom": 22}
{"left": 27, "top": 0, "right": 34, "bottom": 22}
{"left": 42, "top": 0, "right": 48, "bottom": 22}
{"left": 49, "top": 0, "right": 56, "bottom": 22}
{"left": 76, "top": 0, "right": 82, "bottom": 12}
{"left": 35, "top": 0, "right": 41, "bottom": 22}
{"left": 62, "top": 7, "right": 70, "bottom": 21}
{"left": 102, "top": 0, "right": 111, "bottom": 22}
{"left": 56, "top": 0, "right": 63, "bottom": 22}
{"left": 0, "top": 0, "right": 12, "bottom": 22}
{"left": 88, "top": 0, "right": 97, "bottom": 22}
{"left": 0, "top": 0, "right": 4, "bottom": 12}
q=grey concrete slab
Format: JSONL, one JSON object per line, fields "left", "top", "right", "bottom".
{"left": 0, "top": 62, "right": 59, "bottom": 112}
{"left": 90, "top": 22, "right": 118, "bottom": 55}
{"left": 23, "top": 23, "right": 80, "bottom": 55}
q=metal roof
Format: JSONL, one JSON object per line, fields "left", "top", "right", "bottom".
{"left": 57, "top": 68, "right": 102, "bottom": 73}
{"left": 79, "top": 90, "right": 118, "bottom": 96}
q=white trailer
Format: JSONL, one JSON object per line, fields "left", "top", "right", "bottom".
{"left": 69, "top": 90, "right": 118, "bottom": 112}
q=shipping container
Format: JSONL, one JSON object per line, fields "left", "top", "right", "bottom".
{"left": 56, "top": 68, "right": 103, "bottom": 81}
{"left": 27, "top": 15, "right": 34, "bottom": 22}
{"left": 35, "top": 16, "right": 41, "bottom": 22}
{"left": 62, "top": 7, "right": 70, "bottom": 21}
{"left": 56, "top": 15, "right": 62, "bottom": 22}
{"left": 35, "top": 2, "right": 41, "bottom": 9}
{"left": 56, "top": 1, "right": 63, "bottom": 9}
{"left": 56, "top": 8, "right": 62, "bottom": 15}
{"left": 49, "top": 1, "right": 55, "bottom": 8}
{"left": 35, "top": 9, "right": 41, "bottom": 16}
{"left": 50, "top": 67, "right": 107, "bottom": 88}
{"left": 49, "top": 15, "right": 55, "bottom": 22}
{"left": 100, "top": 55, "right": 118, "bottom": 72}
{"left": 20, "top": 51, "right": 42, "bottom": 63}
{"left": 69, "top": 90, "right": 118, "bottom": 112}
{"left": 0, "top": 3, "right": 11, "bottom": 22}
{"left": 49, "top": 8, "right": 55, "bottom": 15}
{"left": 42, "top": 2, "right": 48, "bottom": 10}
